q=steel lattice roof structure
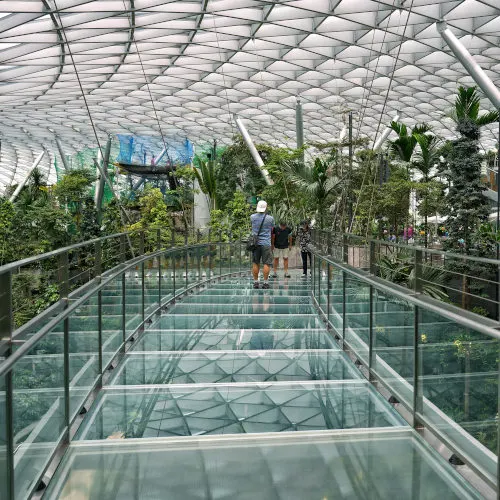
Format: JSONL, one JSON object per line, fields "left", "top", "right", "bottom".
{"left": 0, "top": 0, "right": 499, "bottom": 192}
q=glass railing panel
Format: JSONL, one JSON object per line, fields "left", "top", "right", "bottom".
{"left": 143, "top": 257, "right": 159, "bottom": 316}
{"left": 328, "top": 268, "right": 344, "bottom": 332}
{"left": 101, "top": 282, "right": 124, "bottom": 368}
{"left": 125, "top": 274, "right": 141, "bottom": 340}
{"left": 173, "top": 249, "right": 186, "bottom": 294}
{"left": 344, "top": 275, "right": 370, "bottom": 363}
{"left": 68, "top": 305, "right": 99, "bottom": 419}
{"left": 44, "top": 430, "right": 482, "bottom": 500}
{"left": 109, "top": 351, "right": 362, "bottom": 385}
{"left": 318, "top": 261, "right": 328, "bottom": 312}
{"left": 133, "top": 329, "right": 335, "bottom": 352}
{"left": 160, "top": 252, "right": 174, "bottom": 303}
{"left": 0, "top": 372, "right": 8, "bottom": 500}
{"left": 75, "top": 382, "right": 406, "bottom": 440}
{"left": 417, "top": 308, "right": 498, "bottom": 486}
{"left": 12, "top": 322, "right": 66, "bottom": 499}
{"left": 371, "top": 290, "right": 415, "bottom": 407}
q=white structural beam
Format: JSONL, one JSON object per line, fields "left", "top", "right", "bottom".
{"left": 373, "top": 113, "right": 401, "bottom": 151}
{"left": 234, "top": 116, "right": 273, "bottom": 185}
{"left": 55, "top": 137, "right": 70, "bottom": 171}
{"left": 9, "top": 150, "right": 45, "bottom": 202}
{"left": 437, "top": 21, "right": 500, "bottom": 109}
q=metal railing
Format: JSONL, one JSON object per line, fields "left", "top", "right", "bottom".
{"left": 312, "top": 229, "right": 500, "bottom": 321}
{"left": 310, "top": 246, "right": 500, "bottom": 493}
{"left": 0, "top": 225, "right": 239, "bottom": 350}
{"left": 0, "top": 238, "right": 249, "bottom": 500}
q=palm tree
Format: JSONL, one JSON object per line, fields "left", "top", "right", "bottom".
{"left": 411, "top": 133, "right": 444, "bottom": 247}
{"left": 450, "top": 86, "right": 498, "bottom": 138}
{"left": 389, "top": 122, "right": 431, "bottom": 163}
{"left": 444, "top": 86, "right": 498, "bottom": 253}
{"left": 192, "top": 158, "right": 218, "bottom": 210}
{"left": 288, "top": 157, "right": 344, "bottom": 229}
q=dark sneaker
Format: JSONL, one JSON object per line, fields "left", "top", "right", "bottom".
{"left": 253, "top": 282, "right": 260, "bottom": 289}
{"left": 271, "top": 273, "right": 278, "bottom": 278}
{"left": 262, "top": 282, "right": 270, "bottom": 289}
{"left": 284, "top": 273, "right": 291, "bottom": 278}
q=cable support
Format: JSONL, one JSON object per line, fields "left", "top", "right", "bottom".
{"left": 349, "top": 0, "right": 415, "bottom": 233}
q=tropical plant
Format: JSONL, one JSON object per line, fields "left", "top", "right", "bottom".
{"left": 288, "top": 157, "right": 344, "bottom": 229}
{"left": 377, "top": 253, "right": 448, "bottom": 300}
{"left": 443, "top": 86, "right": 497, "bottom": 254}
{"left": 411, "top": 133, "right": 446, "bottom": 247}
{"left": 193, "top": 158, "right": 218, "bottom": 210}
{"left": 389, "top": 122, "right": 431, "bottom": 163}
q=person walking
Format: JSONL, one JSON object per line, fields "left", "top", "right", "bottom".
{"left": 271, "top": 221, "right": 292, "bottom": 279}
{"left": 250, "top": 200, "right": 274, "bottom": 289}
{"left": 297, "top": 220, "right": 312, "bottom": 277}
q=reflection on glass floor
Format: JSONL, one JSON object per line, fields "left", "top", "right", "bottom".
{"left": 45, "top": 430, "right": 481, "bottom": 500}
{"left": 44, "top": 273, "right": 481, "bottom": 498}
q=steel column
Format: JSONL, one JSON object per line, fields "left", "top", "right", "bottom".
{"left": 437, "top": 21, "right": 500, "bottom": 109}
{"left": 373, "top": 112, "right": 401, "bottom": 151}
{"left": 55, "top": 138, "right": 70, "bottom": 171}
{"left": 234, "top": 115, "right": 273, "bottom": 185}
{"left": 9, "top": 150, "right": 46, "bottom": 203}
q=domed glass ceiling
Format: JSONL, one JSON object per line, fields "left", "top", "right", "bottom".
{"left": 0, "top": 0, "right": 499, "bottom": 191}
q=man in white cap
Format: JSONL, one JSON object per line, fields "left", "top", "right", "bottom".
{"left": 250, "top": 200, "right": 274, "bottom": 289}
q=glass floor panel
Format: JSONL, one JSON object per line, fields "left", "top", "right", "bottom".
{"left": 132, "top": 329, "right": 337, "bottom": 351}
{"left": 109, "top": 350, "right": 362, "bottom": 385}
{"left": 181, "top": 294, "right": 312, "bottom": 304}
{"left": 152, "top": 314, "right": 322, "bottom": 330}
{"left": 170, "top": 303, "right": 315, "bottom": 314}
{"left": 45, "top": 430, "right": 481, "bottom": 500}
{"left": 75, "top": 381, "right": 406, "bottom": 440}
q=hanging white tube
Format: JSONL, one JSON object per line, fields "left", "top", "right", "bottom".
{"left": 9, "top": 150, "right": 46, "bottom": 202}
{"left": 55, "top": 137, "right": 70, "bottom": 171}
{"left": 373, "top": 112, "right": 401, "bottom": 151}
{"left": 437, "top": 21, "right": 500, "bottom": 109}
{"left": 234, "top": 116, "right": 273, "bottom": 185}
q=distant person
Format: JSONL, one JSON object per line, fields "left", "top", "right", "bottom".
{"left": 297, "top": 220, "right": 312, "bottom": 277}
{"left": 271, "top": 221, "right": 292, "bottom": 279}
{"left": 250, "top": 200, "right": 274, "bottom": 289}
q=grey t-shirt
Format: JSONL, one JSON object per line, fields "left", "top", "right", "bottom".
{"left": 250, "top": 213, "right": 275, "bottom": 246}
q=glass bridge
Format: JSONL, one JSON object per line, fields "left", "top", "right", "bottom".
{"left": 1, "top": 237, "right": 497, "bottom": 500}
{"left": 38, "top": 274, "right": 478, "bottom": 499}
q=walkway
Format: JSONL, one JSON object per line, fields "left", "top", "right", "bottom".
{"left": 43, "top": 273, "right": 479, "bottom": 499}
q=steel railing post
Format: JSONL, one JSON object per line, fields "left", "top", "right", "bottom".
{"left": 369, "top": 240, "right": 376, "bottom": 275}
{"left": 368, "top": 285, "right": 374, "bottom": 376}
{"left": 219, "top": 232, "right": 223, "bottom": 277}
{"left": 208, "top": 229, "right": 212, "bottom": 279}
{"left": 327, "top": 263, "right": 331, "bottom": 324}
{"left": 1, "top": 270, "right": 14, "bottom": 500}
{"left": 229, "top": 233, "right": 232, "bottom": 274}
{"left": 95, "top": 241, "right": 103, "bottom": 378}
{"left": 120, "top": 235, "right": 126, "bottom": 350}
{"left": 157, "top": 229, "right": 162, "bottom": 305}
{"left": 342, "top": 271, "right": 346, "bottom": 341}
{"left": 414, "top": 249, "right": 422, "bottom": 293}
{"left": 412, "top": 305, "right": 422, "bottom": 428}
{"left": 59, "top": 251, "right": 70, "bottom": 438}
{"left": 343, "top": 234, "right": 348, "bottom": 264}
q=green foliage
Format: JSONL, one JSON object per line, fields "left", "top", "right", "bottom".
{"left": 209, "top": 191, "right": 251, "bottom": 241}
{"left": 217, "top": 136, "right": 269, "bottom": 209}
{"left": 193, "top": 157, "right": 218, "bottom": 209}
{"left": 443, "top": 90, "right": 492, "bottom": 254}
{"left": 0, "top": 198, "right": 15, "bottom": 264}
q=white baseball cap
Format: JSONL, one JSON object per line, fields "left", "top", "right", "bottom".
{"left": 256, "top": 200, "right": 267, "bottom": 213}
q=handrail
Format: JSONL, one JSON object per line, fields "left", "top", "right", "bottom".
{"left": 311, "top": 249, "right": 500, "bottom": 341}
{"left": 0, "top": 239, "right": 247, "bottom": 500}
{"left": 314, "top": 229, "right": 500, "bottom": 266}
{"left": 0, "top": 242, "right": 233, "bottom": 379}
{"left": 310, "top": 244, "right": 500, "bottom": 491}
{"left": 0, "top": 231, "right": 130, "bottom": 275}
